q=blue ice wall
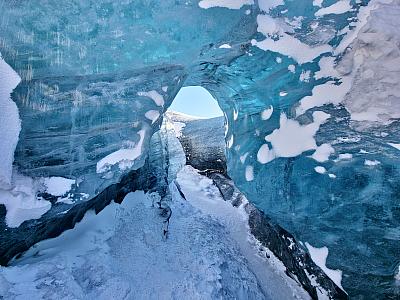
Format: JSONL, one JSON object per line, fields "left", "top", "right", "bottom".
{"left": 1, "top": 0, "right": 399, "bottom": 298}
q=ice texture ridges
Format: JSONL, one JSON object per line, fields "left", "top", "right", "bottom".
{"left": 0, "top": 0, "right": 399, "bottom": 298}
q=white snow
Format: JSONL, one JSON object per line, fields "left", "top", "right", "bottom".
{"left": 256, "top": 14, "right": 283, "bottom": 36}
{"left": 245, "top": 165, "right": 254, "bottom": 181}
{"left": 176, "top": 166, "right": 310, "bottom": 299}
{"left": 0, "top": 169, "right": 310, "bottom": 299}
{"left": 137, "top": 90, "right": 164, "bottom": 106}
{"left": 0, "top": 172, "right": 51, "bottom": 228}
{"left": 199, "top": 0, "right": 254, "bottom": 9}
{"left": 337, "top": 153, "right": 353, "bottom": 160}
{"left": 252, "top": 35, "right": 331, "bottom": 65}
{"left": 0, "top": 57, "right": 52, "bottom": 227}
{"left": 43, "top": 177, "right": 75, "bottom": 197}
{"left": 314, "top": 56, "right": 340, "bottom": 80}
{"left": 96, "top": 129, "right": 146, "bottom": 173}
{"left": 310, "top": 143, "right": 334, "bottom": 162}
{"left": 170, "top": 121, "right": 185, "bottom": 137}
{"left": 240, "top": 152, "right": 249, "bottom": 163}
{"left": 315, "top": 0, "right": 351, "bottom": 17}
{"left": 333, "top": 0, "right": 378, "bottom": 55}
{"left": 219, "top": 43, "right": 232, "bottom": 48}
{"left": 257, "top": 111, "right": 330, "bottom": 164}
{"left": 258, "top": 0, "right": 284, "bottom": 12}
{"left": 253, "top": 14, "right": 332, "bottom": 64}
{"left": 313, "top": 0, "right": 324, "bottom": 7}
{"left": 295, "top": 0, "right": 400, "bottom": 125}
{"left": 314, "top": 166, "right": 327, "bottom": 174}
{"left": 144, "top": 110, "right": 160, "bottom": 124}
{"left": 364, "top": 160, "right": 380, "bottom": 166}
{"left": 299, "top": 70, "right": 311, "bottom": 82}
{"left": 296, "top": 78, "right": 352, "bottom": 116}
{"left": 261, "top": 105, "right": 274, "bottom": 120}
{"left": 305, "top": 242, "right": 344, "bottom": 291}
{"left": 0, "top": 56, "right": 21, "bottom": 189}
{"left": 288, "top": 64, "right": 295, "bottom": 73}
{"left": 257, "top": 143, "right": 275, "bottom": 164}
{"left": 388, "top": 143, "right": 400, "bottom": 150}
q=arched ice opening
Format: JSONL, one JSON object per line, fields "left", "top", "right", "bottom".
{"left": 168, "top": 86, "right": 223, "bottom": 119}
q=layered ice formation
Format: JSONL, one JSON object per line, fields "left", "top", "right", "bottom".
{"left": 1, "top": 0, "right": 400, "bottom": 298}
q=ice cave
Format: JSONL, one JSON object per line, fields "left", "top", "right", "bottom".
{"left": 0, "top": 0, "right": 400, "bottom": 299}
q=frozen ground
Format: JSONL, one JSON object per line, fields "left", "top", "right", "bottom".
{"left": 0, "top": 167, "right": 309, "bottom": 300}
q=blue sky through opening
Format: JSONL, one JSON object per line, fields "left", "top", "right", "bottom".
{"left": 168, "top": 86, "right": 223, "bottom": 118}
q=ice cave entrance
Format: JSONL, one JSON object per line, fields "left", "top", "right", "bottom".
{"left": 168, "top": 86, "right": 223, "bottom": 118}
{"left": 167, "top": 85, "right": 227, "bottom": 176}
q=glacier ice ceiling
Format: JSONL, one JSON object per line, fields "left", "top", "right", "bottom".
{"left": 0, "top": 0, "right": 400, "bottom": 298}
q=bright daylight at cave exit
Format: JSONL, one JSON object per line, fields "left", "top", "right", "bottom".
{"left": 0, "top": 0, "right": 399, "bottom": 299}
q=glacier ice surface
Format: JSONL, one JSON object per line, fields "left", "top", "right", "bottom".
{"left": 0, "top": 0, "right": 400, "bottom": 298}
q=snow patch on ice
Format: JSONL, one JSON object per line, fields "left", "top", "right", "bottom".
{"left": 313, "top": 0, "right": 324, "bottom": 8}
{"left": 43, "top": 177, "right": 75, "bottom": 197}
{"left": 305, "top": 242, "right": 344, "bottom": 291}
{"left": 261, "top": 106, "right": 274, "bottom": 120}
{"left": 315, "top": 56, "right": 340, "bottom": 80}
{"left": 245, "top": 165, "right": 254, "bottom": 181}
{"left": 252, "top": 35, "right": 331, "bottom": 65}
{"left": 336, "top": 153, "right": 353, "bottom": 161}
{"left": 310, "top": 143, "right": 334, "bottom": 162}
{"left": 388, "top": 143, "right": 400, "bottom": 151}
{"left": 96, "top": 130, "right": 146, "bottom": 173}
{"left": 0, "top": 172, "right": 51, "bottom": 228}
{"left": 137, "top": 90, "right": 164, "bottom": 106}
{"left": 257, "top": 111, "right": 330, "bottom": 164}
{"left": 219, "top": 43, "right": 232, "bottom": 48}
{"left": 258, "top": 0, "right": 284, "bottom": 12}
{"left": 240, "top": 152, "right": 249, "bottom": 163}
{"left": 144, "top": 110, "right": 160, "bottom": 124}
{"left": 199, "top": 0, "right": 254, "bottom": 9}
{"left": 296, "top": 78, "right": 352, "bottom": 116}
{"left": 315, "top": 0, "right": 351, "bottom": 17}
{"left": 314, "top": 166, "right": 326, "bottom": 174}
{"left": 300, "top": 70, "right": 311, "bottom": 82}
{"left": 253, "top": 14, "right": 332, "bottom": 64}
{"left": 364, "top": 160, "right": 380, "bottom": 166}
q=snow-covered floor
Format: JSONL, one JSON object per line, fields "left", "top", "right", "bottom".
{"left": 0, "top": 166, "right": 309, "bottom": 300}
